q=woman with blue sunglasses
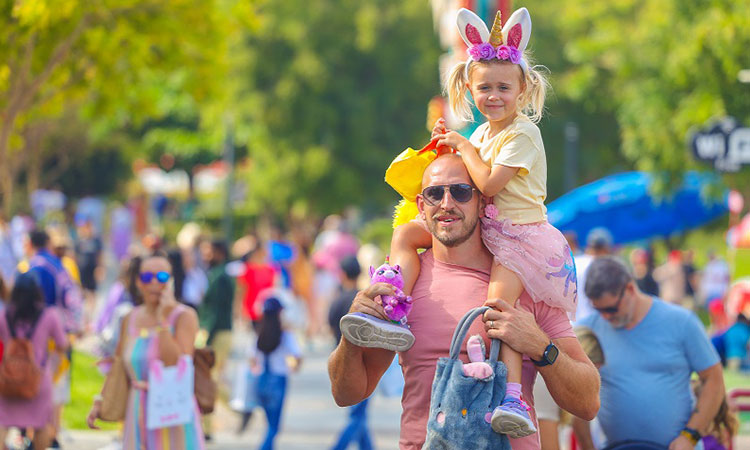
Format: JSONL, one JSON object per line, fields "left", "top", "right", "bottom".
{"left": 88, "top": 252, "right": 205, "bottom": 449}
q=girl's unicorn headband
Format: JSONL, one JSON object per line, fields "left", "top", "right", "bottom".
{"left": 457, "top": 7, "right": 532, "bottom": 77}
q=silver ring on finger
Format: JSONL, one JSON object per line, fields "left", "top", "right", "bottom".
{"left": 488, "top": 320, "right": 494, "bottom": 329}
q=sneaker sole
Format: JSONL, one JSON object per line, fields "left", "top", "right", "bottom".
{"left": 491, "top": 410, "right": 537, "bottom": 439}
{"left": 339, "top": 314, "right": 415, "bottom": 352}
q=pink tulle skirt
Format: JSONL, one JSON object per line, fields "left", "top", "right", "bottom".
{"left": 480, "top": 216, "right": 578, "bottom": 315}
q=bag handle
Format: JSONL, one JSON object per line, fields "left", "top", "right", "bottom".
{"left": 448, "top": 306, "right": 501, "bottom": 363}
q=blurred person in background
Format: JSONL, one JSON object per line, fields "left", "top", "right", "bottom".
{"left": 182, "top": 247, "right": 208, "bottom": 311}
{"left": 700, "top": 251, "right": 731, "bottom": 306}
{"left": 579, "top": 256, "right": 723, "bottom": 449}
{"left": 327, "top": 256, "right": 374, "bottom": 450}
{"left": 711, "top": 313, "right": 750, "bottom": 372}
{"left": 630, "top": 247, "right": 659, "bottom": 297}
{"left": 47, "top": 227, "right": 84, "bottom": 449}
{"left": 570, "top": 326, "right": 607, "bottom": 450}
{"left": 0, "top": 273, "right": 68, "bottom": 450}
{"left": 682, "top": 249, "right": 699, "bottom": 309}
{"left": 653, "top": 250, "right": 687, "bottom": 305}
{"left": 86, "top": 252, "right": 205, "bottom": 448}
{"left": 74, "top": 219, "right": 102, "bottom": 309}
{"left": 573, "top": 227, "right": 613, "bottom": 323}
{"left": 312, "top": 215, "right": 359, "bottom": 337}
{"left": 0, "top": 215, "right": 17, "bottom": 284}
{"left": 167, "top": 249, "right": 187, "bottom": 306}
{"left": 95, "top": 256, "right": 143, "bottom": 373}
{"left": 239, "top": 242, "right": 276, "bottom": 330}
{"left": 251, "top": 297, "right": 302, "bottom": 450}
{"left": 198, "top": 240, "right": 235, "bottom": 439}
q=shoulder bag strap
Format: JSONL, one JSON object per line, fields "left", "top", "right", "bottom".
{"left": 448, "top": 306, "right": 501, "bottom": 363}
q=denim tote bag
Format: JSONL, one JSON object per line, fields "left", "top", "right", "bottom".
{"left": 423, "top": 306, "right": 511, "bottom": 450}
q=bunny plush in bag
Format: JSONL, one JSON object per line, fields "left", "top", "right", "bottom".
{"left": 423, "top": 307, "right": 510, "bottom": 450}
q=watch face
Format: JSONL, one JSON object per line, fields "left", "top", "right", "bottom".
{"left": 546, "top": 344, "right": 559, "bottom": 363}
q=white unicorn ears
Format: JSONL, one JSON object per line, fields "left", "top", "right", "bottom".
{"left": 503, "top": 8, "right": 532, "bottom": 55}
{"left": 456, "top": 8, "right": 490, "bottom": 48}
{"left": 456, "top": 7, "right": 532, "bottom": 59}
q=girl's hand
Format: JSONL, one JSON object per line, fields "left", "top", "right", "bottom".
{"left": 431, "top": 118, "right": 447, "bottom": 138}
{"left": 435, "top": 131, "right": 472, "bottom": 153}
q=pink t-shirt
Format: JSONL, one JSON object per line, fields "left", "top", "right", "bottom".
{"left": 399, "top": 250, "right": 575, "bottom": 450}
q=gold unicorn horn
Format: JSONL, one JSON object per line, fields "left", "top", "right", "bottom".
{"left": 489, "top": 11, "right": 503, "bottom": 46}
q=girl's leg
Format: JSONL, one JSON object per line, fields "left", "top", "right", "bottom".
{"left": 389, "top": 222, "right": 432, "bottom": 295}
{"left": 488, "top": 263, "right": 537, "bottom": 438}
{"left": 487, "top": 263, "right": 524, "bottom": 386}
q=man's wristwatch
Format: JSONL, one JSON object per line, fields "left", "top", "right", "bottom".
{"left": 680, "top": 427, "right": 701, "bottom": 446}
{"left": 532, "top": 342, "right": 559, "bottom": 367}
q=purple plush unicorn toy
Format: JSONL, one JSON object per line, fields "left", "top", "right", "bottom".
{"left": 369, "top": 263, "right": 413, "bottom": 325}
{"left": 339, "top": 261, "right": 415, "bottom": 352}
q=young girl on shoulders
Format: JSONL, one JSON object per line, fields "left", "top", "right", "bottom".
{"left": 392, "top": 7, "right": 577, "bottom": 438}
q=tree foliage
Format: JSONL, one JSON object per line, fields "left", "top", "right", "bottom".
{"left": 233, "top": 0, "right": 441, "bottom": 217}
{"left": 0, "top": 0, "right": 234, "bottom": 214}
{"left": 529, "top": 0, "right": 750, "bottom": 194}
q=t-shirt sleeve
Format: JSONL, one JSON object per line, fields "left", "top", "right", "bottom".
{"left": 491, "top": 133, "right": 539, "bottom": 176}
{"left": 681, "top": 311, "right": 720, "bottom": 372}
{"left": 520, "top": 295, "right": 575, "bottom": 340}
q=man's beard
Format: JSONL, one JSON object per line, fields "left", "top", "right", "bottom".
{"left": 426, "top": 208, "right": 479, "bottom": 248}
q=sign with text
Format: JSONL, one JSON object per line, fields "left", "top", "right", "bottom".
{"left": 691, "top": 117, "right": 750, "bottom": 172}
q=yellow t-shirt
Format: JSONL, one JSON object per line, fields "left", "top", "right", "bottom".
{"left": 469, "top": 116, "right": 547, "bottom": 224}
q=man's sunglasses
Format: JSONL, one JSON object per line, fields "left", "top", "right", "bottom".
{"left": 594, "top": 285, "right": 627, "bottom": 314}
{"left": 421, "top": 183, "right": 477, "bottom": 206}
{"left": 139, "top": 271, "right": 171, "bottom": 284}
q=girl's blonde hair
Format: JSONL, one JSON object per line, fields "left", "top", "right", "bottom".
{"left": 446, "top": 53, "right": 549, "bottom": 124}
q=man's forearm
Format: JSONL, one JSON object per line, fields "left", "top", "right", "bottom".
{"left": 328, "top": 338, "right": 394, "bottom": 407}
{"left": 539, "top": 338, "right": 600, "bottom": 420}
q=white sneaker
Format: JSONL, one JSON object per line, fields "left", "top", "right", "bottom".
{"left": 339, "top": 312, "right": 415, "bottom": 352}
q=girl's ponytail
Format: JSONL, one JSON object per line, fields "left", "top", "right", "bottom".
{"left": 520, "top": 61, "right": 550, "bottom": 124}
{"left": 445, "top": 61, "right": 473, "bottom": 123}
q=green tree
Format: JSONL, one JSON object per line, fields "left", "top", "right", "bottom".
{"left": 232, "top": 0, "right": 441, "bottom": 217}
{"left": 0, "top": 0, "right": 234, "bottom": 215}
{"left": 531, "top": 0, "right": 750, "bottom": 194}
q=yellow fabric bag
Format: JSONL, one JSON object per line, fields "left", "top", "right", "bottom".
{"left": 385, "top": 139, "right": 456, "bottom": 228}
{"left": 385, "top": 144, "right": 438, "bottom": 202}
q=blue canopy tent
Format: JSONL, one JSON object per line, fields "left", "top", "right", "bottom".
{"left": 547, "top": 171, "right": 728, "bottom": 245}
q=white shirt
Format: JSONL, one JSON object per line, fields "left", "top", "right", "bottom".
{"left": 252, "top": 331, "right": 301, "bottom": 376}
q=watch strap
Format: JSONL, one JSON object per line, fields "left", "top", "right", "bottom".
{"left": 532, "top": 342, "right": 555, "bottom": 367}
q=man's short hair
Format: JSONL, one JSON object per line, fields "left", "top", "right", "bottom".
{"left": 29, "top": 230, "right": 50, "bottom": 249}
{"left": 584, "top": 256, "right": 633, "bottom": 300}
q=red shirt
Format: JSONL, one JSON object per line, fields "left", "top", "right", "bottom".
{"left": 241, "top": 263, "right": 276, "bottom": 321}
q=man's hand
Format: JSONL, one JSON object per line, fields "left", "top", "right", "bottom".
{"left": 668, "top": 434, "right": 695, "bottom": 450}
{"left": 483, "top": 298, "right": 549, "bottom": 360}
{"left": 431, "top": 118, "right": 447, "bottom": 138}
{"left": 349, "top": 283, "right": 396, "bottom": 321}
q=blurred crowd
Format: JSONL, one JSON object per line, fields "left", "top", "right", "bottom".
{"left": 0, "top": 202, "right": 391, "bottom": 449}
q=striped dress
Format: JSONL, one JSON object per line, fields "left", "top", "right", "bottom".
{"left": 122, "top": 305, "right": 204, "bottom": 450}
